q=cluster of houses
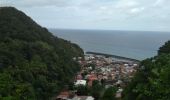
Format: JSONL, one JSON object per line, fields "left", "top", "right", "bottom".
{"left": 55, "top": 54, "right": 139, "bottom": 100}
{"left": 75, "top": 54, "right": 139, "bottom": 98}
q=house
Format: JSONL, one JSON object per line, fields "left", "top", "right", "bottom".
{"left": 115, "top": 88, "right": 123, "bottom": 98}
{"left": 71, "top": 96, "right": 94, "bottom": 100}
{"left": 104, "top": 57, "right": 113, "bottom": 64}
{"left": 55, "top": 91, "right": 70, "bottom": 100}
{"left": 85, "top": 56, "right": 90, "bottom": 61}
{"left": 78, "top": 57, "right": 82, "bottom": 60}
{"left": 87, "top": 74, "right": 98, "bottom": 86}
{"left": 76, "top": 74, "right": 83, "bottom": 80}
{"left": 75, "top": 80, "right": 86, "bottom": 86}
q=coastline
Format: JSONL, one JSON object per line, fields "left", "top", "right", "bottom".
{"left": 86, "top": 51, "right": 141, "bottom": 62}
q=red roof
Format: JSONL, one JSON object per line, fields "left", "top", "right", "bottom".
{"left": 88, "top": 74, "right": 97, "bottom": 81}
{"left": 87, "top": 74, "right": 98, "bottom": 87}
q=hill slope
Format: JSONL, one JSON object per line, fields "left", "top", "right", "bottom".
{"left": 123, "top": 40, "right": 170, "bottom": 99}
{"left": 0, "top": 7, "right": 83, "bottom": 100}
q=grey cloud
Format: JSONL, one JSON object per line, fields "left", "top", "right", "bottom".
{"left": 1, "top": 0, "right": 70, "bottom": 7}
{"left": 1, "top": 0, "right": 170, "bottom": 31}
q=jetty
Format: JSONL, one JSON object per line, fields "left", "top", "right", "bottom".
{"left": 86, "top": 51, "right": 140, "bottom": 62}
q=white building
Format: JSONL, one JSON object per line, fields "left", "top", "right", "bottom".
{"left": 71, "top": 96, "right": 94, "bottom": 100}
{"left": 104, "top": 57, "right": 113, "bottom": 63}
{"left": 74, "top": 80, "right": 86, "bottom": 86}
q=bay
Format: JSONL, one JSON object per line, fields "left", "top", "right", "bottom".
{"left": 50, "top": 29, "right": 170, "bottom": 60}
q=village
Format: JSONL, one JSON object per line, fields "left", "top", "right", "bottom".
{"left": 55, "top": 53, "right": 139, "bottom": 100}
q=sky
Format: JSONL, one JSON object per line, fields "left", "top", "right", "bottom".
{"left": 1, "top": 0, "right": 170, "bottom": 32}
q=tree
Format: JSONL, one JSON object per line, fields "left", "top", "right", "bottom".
{"left": 90, "top": 80, "right": 103, "bottom": 100}
{"left": 123, "top": 40, "right": 170, "bottom": 100}
{"left": 102, "top": 87, "right": 117, "bottom": 100}
{"left": 76, "top": 85, "right": 88, "bottom": 96}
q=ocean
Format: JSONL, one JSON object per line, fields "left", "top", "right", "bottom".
{"left": 50, "top": 29, "right": 170, "bottom": 60}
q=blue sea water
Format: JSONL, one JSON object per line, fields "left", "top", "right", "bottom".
{"left": 50, "top": 29, "right": 170, "bottom": 60}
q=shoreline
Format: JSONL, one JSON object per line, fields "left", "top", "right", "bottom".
{"left": 86, "top": 51, "right": 141, "bottom": 62}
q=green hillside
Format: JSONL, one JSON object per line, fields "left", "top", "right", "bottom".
{"left": 0, "top": 7, "right": 83, "bottom": 100}
{"left": 123, "top": 41, "right": 170, "bottom": 100}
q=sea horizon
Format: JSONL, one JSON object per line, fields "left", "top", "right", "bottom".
{"left": 50, "top": 29, "right": 170, "bottom": 60}
{"left": 49, "top": 28, "right": 170, "bottom": 33}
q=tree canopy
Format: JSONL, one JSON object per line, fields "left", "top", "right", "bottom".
{"left": 0, "top": 7, "right": 83, "bottom": 100}
{"left": 123, "top": 39, "right": 170, "bottom": 100}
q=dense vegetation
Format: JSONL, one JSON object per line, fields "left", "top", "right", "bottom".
{"left": 123, "top": 41, "right": 170, "bottom": 100}
{"left": 75, "top": 80, "right": 104, "bottom": 100}
{"left": 102, "top": 87, "right": 117, "bottom": 100}
{"left": 0, "top": 7, "right": 83, "bottom": 100}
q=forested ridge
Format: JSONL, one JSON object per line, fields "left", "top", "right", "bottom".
{"left": 0, "top": 7, "right": 83, "bottom": 100}
{"left": 123, "top": 41, "right": 170, "bottom": 100}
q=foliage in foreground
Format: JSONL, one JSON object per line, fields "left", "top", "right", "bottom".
{"left": 123, "top": 40, "right": 170, "bottom": 100}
